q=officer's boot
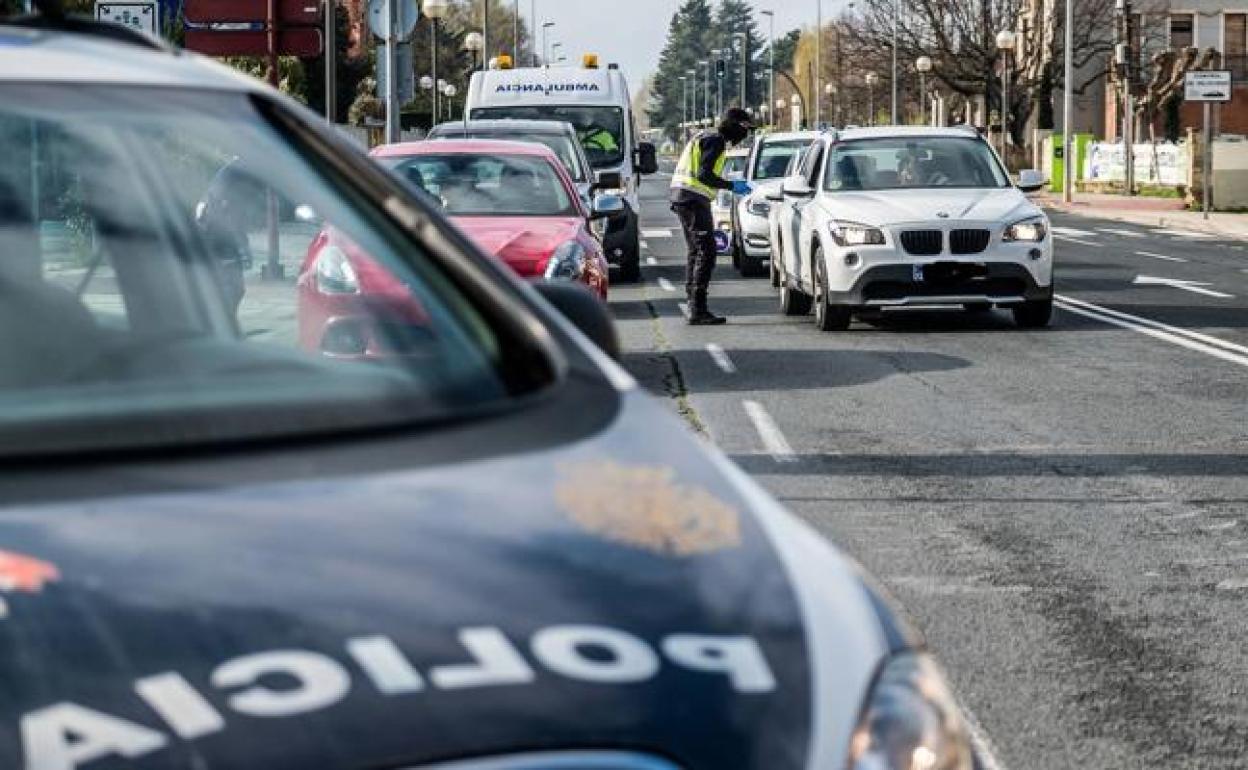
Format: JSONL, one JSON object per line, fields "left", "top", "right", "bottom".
{"left": 688, "top": 290, "right": 726, "bottom": 325}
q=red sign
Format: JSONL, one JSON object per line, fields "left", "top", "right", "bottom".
{"left": 185, "top": 27, "right": 323, "bottom": 57}
{"left": 184, "top": 0, "right": 322, "bottom": 25}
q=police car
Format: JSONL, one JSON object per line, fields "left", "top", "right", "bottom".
{"left": 0, "top": 12, "right": 983, "bottom": 770}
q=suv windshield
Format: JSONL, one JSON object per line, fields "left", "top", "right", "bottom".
{"left": 824, "top": 136, "right": 1010, "bottom": 191}
{"left": 753, "top": 139, "right": 813, "bottom": 180}
{"left": 0, "top": 85, "right": 519, "bottom": 456}
{"left": 381, "top": 153, "right": 576, "bottom": 217}
{"left": 471, "top": 107, "right": 625, "bottom": 169}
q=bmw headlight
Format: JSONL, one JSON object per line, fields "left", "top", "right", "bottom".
{"left": 848, "top": 654, "right": 974, "bottom": 770}
{"left": 545, "top": 241, "right": 587, "bottom": 280}
{"left": 830, "top": 221, "right": 886, "bottom": 247}
{"left": 315, "top": 245, "right": 360, "bottom": 294}
{"left": 747, "top": 197, "right": 771, "bottom": 217}
{"left": 1002, "top": 217, "right": 1047, "bottom": 242}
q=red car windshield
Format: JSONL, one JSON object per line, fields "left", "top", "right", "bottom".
{"left": 383, "top": 154, "right": 577, "bottom": 218}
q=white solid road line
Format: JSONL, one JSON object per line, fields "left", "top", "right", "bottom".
{"left": 1133, "top": 275, "right": 1234, "bottom": 299}
{"left": 1055, "top": 234, "right": 1098, "bottom": 247}
{"left": 742, "top": 401, "right": 796, "bottom": 463}
{"left": 1055, "top": 294, "right": 1248, "bottom": 368}
{"left": 1135, "top": 250, "right": 1188, "bottom": 263}
{"left": 1155, "top": 228, "right": 1215, "bottom": 240}
{"left": 1097, "top": 227, "right": 1145, "bottom": 238}
{"left": 705, "top": 343, "right": 737, "bottom": 373}
{"left": 1052, "top": 225, "right": 1097, "bottom": 237}
{"left": 645, "top": 256, "right": 658, "bottom": 266}
{"left": 657, "top": 277, "right": 676, "bottom": 292}
{"left": 642, "top": 228, "right": 673, "bottom": 238}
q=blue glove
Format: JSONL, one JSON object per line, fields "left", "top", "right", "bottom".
{"left": 731, "top": 180, "right": 754, "bottom": 196}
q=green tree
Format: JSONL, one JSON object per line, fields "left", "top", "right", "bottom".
{"left": 648, "top": 0, "right": 715, "bottom": 139}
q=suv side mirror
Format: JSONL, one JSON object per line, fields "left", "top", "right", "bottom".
{"left": 636, "top": 142, "right": 659, "bottom": 175}
{"left": 592, "top": 170, "right": 623, "bottom": 191}
{"left": 531, "top": 280, "right": 620, "bottom": 360}
{"left": 781, "top": 176, "right": 815, "bottom": 198}
{"left": 1017, "top": 169, "right": 1046, "bottom": 193}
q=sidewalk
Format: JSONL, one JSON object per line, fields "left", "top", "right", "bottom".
{"left": 1035, "top": 191, "right": 1248, "bottom": 240}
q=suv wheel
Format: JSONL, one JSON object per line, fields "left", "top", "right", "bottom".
{"left": 813, "top": 248, "right": 852, "bottom": 331}
{"left": 1013, "top": 299, "right": 1053, "bottom": 328}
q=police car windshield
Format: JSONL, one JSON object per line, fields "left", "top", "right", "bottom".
{"left": 381, "top": 153, "right": 577, "bottom": 217}
{"left": 472, "top": 107, "right": 625, "bottom": 169}
{"left": 753, "top": 140, "right": 813, "bottom": 180}
{"left": 824, "top": 136, "right": 1010, "bottom": 191}
{"left": 0, "top": 85, "right": 523, "bottom": 457}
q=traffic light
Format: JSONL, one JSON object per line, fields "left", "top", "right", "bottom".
{"left": 716, "top": 59, "right": 725, "bottom": 79}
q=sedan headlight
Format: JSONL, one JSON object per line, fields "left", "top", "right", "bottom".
{"left": 545, "top": 241, "right": 587, "bottom": 280}
{"left": 848, "top": 654, "right": 974, "bottom": 770}
{"left": 747, "top": 197, "right": 771, "bottom": 217}
{"left": 1002, "top": 217, "right": 1047, "bottom": 242}
{"left": 315, "top": 245, "right": 360, "bottom": 294}
{"left": 830, "top": 221, "right": 886, "bottom": 247}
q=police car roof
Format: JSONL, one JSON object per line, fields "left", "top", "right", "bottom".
{"left": 371, "top": 138, "right": 562, "bottom": 158}
{"left": 834, "top": 125, "right": 983, "bottom": 142}
{"left": 0, "top": 23, "right": 262, "bottom": 91}
{"left": 432, "top": 119, "right": 576, "bottom": 135}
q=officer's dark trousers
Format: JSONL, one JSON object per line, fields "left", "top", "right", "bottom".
{"left": 671, "top": 198, "right": 717, "bottom": 310}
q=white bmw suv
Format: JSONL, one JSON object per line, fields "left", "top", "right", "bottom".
{"left": 768, "top": 126, "right": 1052, "bottom": 330}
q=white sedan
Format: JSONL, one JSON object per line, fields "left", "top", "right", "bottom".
{"left": 768, "top": 126, "right": 1052, "bottom": 330}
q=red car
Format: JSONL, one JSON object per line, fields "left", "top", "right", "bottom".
{"left": 297, "top": 139, "right": 617, "bottom": 358}
{"left": 374, "top": 139, "right": 613, "bottom": 298}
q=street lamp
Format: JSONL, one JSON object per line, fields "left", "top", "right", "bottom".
{"left": 791, "top": 92, "right": 802, "bottom": 129}
{"left": 711, "top": 48, "right": 723, "bottom": 117}
{"left": 443, "top": 82, "right": 458, "bottom": 122}
{"left": 542, "top": 21, "right": 555, "bottom": 64}
{"left": 699, "top": 60, "right": 710, "bottom": 121}
{"left": 1062, "top": 0, "right": 1072, "bottom": 201}
{"left": 761, "top": 10, "right": 775, "bottom": 128}
{"left": 679, "top": 75, "right": 689, "bottom": 137}
{"left": 734, "top": 32, "right": 747, "bottom": 110}
{"left": 424, "top": 0, "right": 450, "bottom": 127}
{"left": 865, "top": 71, "right": 878, "bottom": 125}
{"left": 419, "top": 75, "right": 434, "bottom": 126}
{"left": 996, "top": 29, "right": 1016, "bottom": 163}
{"left": 824, "top": 82, "right": 836, "bottom": 127}
{"left": 915, "top": 55, "right": 932, "bottom": 126}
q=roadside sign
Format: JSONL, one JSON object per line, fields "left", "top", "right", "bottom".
{"left": 185, "top": 0, "right": 322, "bottom": 26}
{"left": 95, "top": 1, "right": 159, "bottom": 36}
{"left": 1184, "top": 70, "right": 1232, "bottom": 103}
{"left": 367, "top": 0, "right": 419, "bottom": 42}
{"left": 184, "top": 27, "right": 322, "bottom": 56}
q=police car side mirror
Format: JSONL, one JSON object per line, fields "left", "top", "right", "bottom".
{"left": 532, "top": 280, "right": 620, "bottom": 360}
{"left": 592, "top": 171, "right": 623, "bottom": 191}
{"left": 781, "top": 176, "right": 815, "bottom": 198}
{"left": 589, "top": 194, "right": 626, "bottom": 221}
{"left": 636, "top": 142, "right": 659, "bottom": 175}
{"left": 1016, "top": 169, "right": 1046, "bottom": 193}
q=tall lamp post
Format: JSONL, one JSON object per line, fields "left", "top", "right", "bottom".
{"left": 915, "top": 55, "right": 931, "bottom": 126}
{"left": 425, "top": 0, "right": 450, "bottom": 124}
{"left": 761, "top": 10, "right": 775, "bottom": 128}
{"left": 542, "top": 21, "right": 555, "bottom": 64}
{"left": 890, "top": 0, "right": 898, "bottom": 124}
{"left": 699, "top": 60, "right": 710, "bottom": 121}
{"left": 734, "top": 32, "right": 747, "bottom": 109}
{"left": 686, "top": 68, "right": 697, "bottom": 131}
{"left": 711, "top": 48, "right": 723, "bottom": 116}
{"left": 679, "top": 75, "right": 689, "bottom": 136}
{"left": 824, "top": 82, "right": 836, "bottom": 127}
{"left": 443, "top": 83, "right": 458, "bottom": 121}
{"left": 513, "top": 0, "right": 519, "bottom": 62}
{"left": 865, "top": 72, "right": 878, "bottom": 125}
{"left": 464, "top": 30, "right": 484, "bottom": 70}
{"left": 420, "top": 75, "right": 434, "bottom": 127}
{"left": 996, "top": 29, "right": 1016, "bottom": 163}
{"left": 1062, "top": 0, "right": 1073, "bottom": 201}
{"left": 814, "top": 0, "right": 822, "bottom": 127}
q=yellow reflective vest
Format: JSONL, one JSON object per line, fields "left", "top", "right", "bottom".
{"left": 670, "top": 131, "right": 727, "bottom": 200}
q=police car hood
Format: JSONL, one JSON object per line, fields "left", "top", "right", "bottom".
{"left": 827, "top": 186, "right": 1037, "bottom": 226}
{"left": 0, "top": 394, "right": 892, "bottom": 770}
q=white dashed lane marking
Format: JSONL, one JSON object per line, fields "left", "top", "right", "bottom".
{"left": 1134, "top": 250, "right": 1188, "bottom": 263}
{"left": 1056, "top": 235, "right": 1098, "bottom": 247}
{"left": 742, "top": 401, "right": 796, "bottom": 463}
{"left": 705, "top": 343, "right": 737, "bottom": 373}
{"left": 1052, "top": 226, "right": 1097, "bottom": 238}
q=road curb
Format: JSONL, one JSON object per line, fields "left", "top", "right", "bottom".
{"left": 1040, "top": 201, "right": 1248, "bottom": 242}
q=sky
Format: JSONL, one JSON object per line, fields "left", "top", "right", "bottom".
{"left": 525, "top": 0, "right": 851, "bottom": 90}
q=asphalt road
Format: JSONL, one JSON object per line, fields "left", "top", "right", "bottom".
{"left": 611, "top": 174, "right": 1248, "bottom": 769}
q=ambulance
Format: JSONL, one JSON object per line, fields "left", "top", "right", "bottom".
{"left": 465, "top": 55, "right": 658, "bottom": 282}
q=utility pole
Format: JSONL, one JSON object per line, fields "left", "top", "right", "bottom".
{"left": 736, "top": 32, "right": 747, "bottom": 110}
{"left": 530, "top": 0, "right": 537, "bottom": 65}
{"left": 1062, "top": 0, "right": 1073, "bottom": 202}
{"left": 890, "top": 0, "right": 898, "bottom": 124}
{"left": 762, "top": 10, "right": 775, "bottom": 128}
{"left": 815, "top": 0, "right": 822, "bottom": 126}
{"left": 482, "top": 0, "right": 489, "bottom": 68}
{"left": 324, "top": 0, "right": 335, "bottom": 122}
{"left": 513, "top": 0, "right": 518, "bottom": 62}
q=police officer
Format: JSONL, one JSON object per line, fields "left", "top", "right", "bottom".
{"left": 670, "top": 107, "right": 754, "bottom": 325}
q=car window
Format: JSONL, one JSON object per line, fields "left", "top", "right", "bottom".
{"left": 440, "top": 131, "right": 587, "bottom": 183}
{"left": 753, "top": 139, "right": 814, "bottom": 180}
{"left": 824, "top": 136, "right": 1010, "bottom": 191}
{"left": 381, "top": 153, "right": 576, "bottom": 217}
{"left": 471, "top": 107, "right": 625, "bottom": 169}
{"left": 722, "top": 155, "right": 746, "bottom": 180}
{"left": 0, "top": 85, "right": 524, "bottom": 457}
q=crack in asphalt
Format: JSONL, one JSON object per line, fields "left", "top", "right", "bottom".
{"left": 640, "top": 286, "right": 707, "bottom": 437}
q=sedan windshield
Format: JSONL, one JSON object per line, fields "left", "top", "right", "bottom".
{"left": 439, "top": 132, "right": 587, "bottom": 182}
{"left": 382, "top": 154, "right": 576, "bottom": 217}
{"left": 0, "top": 85, "right": 520, "bottom": 456}
{"left": 824, "top": 136, "right": 1010, "bottom": 191}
